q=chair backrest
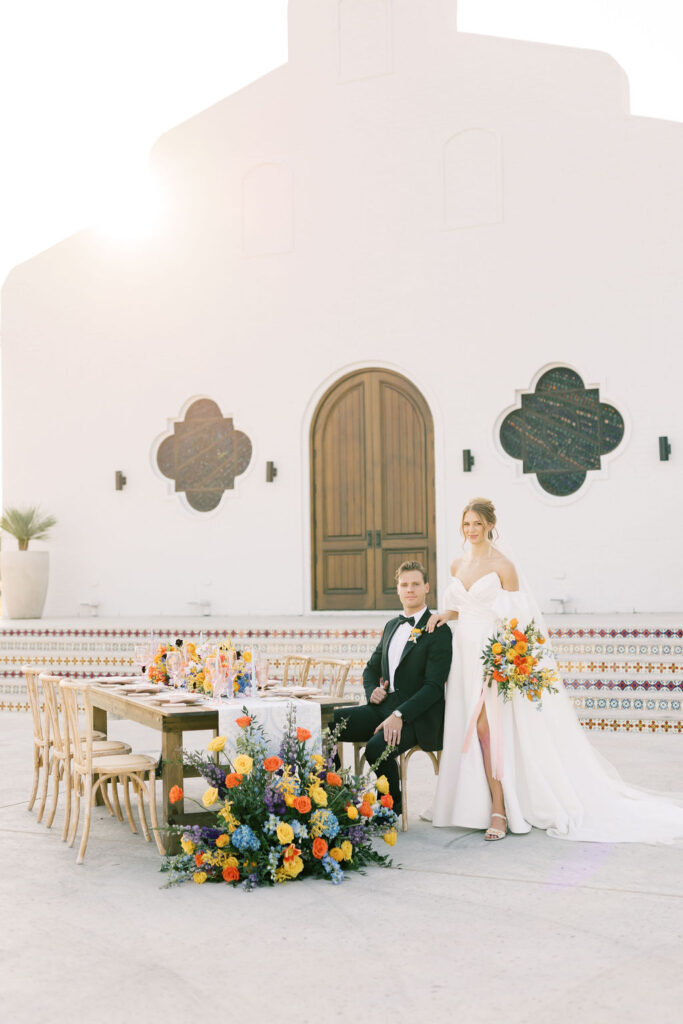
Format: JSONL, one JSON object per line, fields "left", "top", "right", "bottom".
{"left": 282, "top": 656, "right": 311, "bottom": 686}
{"left": 60, "top": 680, "right": 93, "bottom": 776}
{"left": 40, "top": 674, "right": 70, "bottom": 758}
{"left": 311, "top": 659, "right": 351, "bottom": 697}
{"left": 24, "top": 666, "right": 47, "bottom": 745}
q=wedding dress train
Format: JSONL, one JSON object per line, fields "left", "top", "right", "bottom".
{"left": 429, "top": 573, "right": 683, "bottom": 843}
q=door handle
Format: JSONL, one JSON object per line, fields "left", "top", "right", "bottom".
{"left": 367, "top": 531, "right": 373, "bottom": 548}
{"left": 375, "top": 530, "right": 381, "bottom": 547}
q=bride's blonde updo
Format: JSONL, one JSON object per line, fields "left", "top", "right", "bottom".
{"left": 461, "top": 497, "right": 497, "bottom": 541}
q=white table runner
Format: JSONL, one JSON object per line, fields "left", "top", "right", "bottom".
{"left": 218, "top": 697, "right": 322, "bottom": 759}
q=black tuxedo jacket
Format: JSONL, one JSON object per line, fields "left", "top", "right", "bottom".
{"left": 362, "top": 608, "right": 453, "bottom": 752}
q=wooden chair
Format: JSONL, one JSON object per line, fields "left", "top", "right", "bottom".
{"left": 349, "top": 743, "right": 441, "bottom": 832}
{"left": 309, "top": 658, "right": 351, "bottom": 697}
{"left": 398, "top": 746, "right": 441, "bottom": 833}
{"left": 61, "top": 680, "right": 165, "bottom": 863}
{"left": 282, "top": 655, "right": 311, "bottom": 686}
{"left": 24, "top": 667, "right": 51, "bottom": 822}
{"left": 24, "top": 667, "right": 106, "bottom": 823}
{"left": 40, "top": 674, "right": 130, "bottom": 840}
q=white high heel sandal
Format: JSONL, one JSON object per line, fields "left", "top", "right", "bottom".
{"left": 484, "top": 813, "right": 507, "bottom": 841}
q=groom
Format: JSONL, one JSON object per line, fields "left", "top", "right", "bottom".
{"left": 334, "top": 561, "right": 452, "bottom": 815}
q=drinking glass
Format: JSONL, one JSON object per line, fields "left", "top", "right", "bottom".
{"left": 166, "top": 650, "right": 183, "bottom": 688}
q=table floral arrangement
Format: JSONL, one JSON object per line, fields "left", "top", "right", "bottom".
{"left": 482, "top": 617, "right": 558, "bottom": 709}
{"left": 146, "top": 637, "right": 252, "bottom": 697}
{"left": 161, "top": 707, "right": 399, "bottom": 889}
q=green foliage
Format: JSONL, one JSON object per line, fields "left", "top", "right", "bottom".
{"left": 0, "top": 507, "right": 57, "bottom": 551}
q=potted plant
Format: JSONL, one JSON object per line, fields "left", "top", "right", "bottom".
{"left": 0, "top": 507, "right": 57, "bottom": 619}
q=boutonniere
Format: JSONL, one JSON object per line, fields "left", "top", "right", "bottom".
{"left": 409, "top": 627, "right": 423, "bottom": 644}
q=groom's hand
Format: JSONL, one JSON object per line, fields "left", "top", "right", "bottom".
{"left": 369, "top": 679, "right": 389, "bottom": 704}
{"left": 374, "top": 712, "right": 403, "bottom": 744}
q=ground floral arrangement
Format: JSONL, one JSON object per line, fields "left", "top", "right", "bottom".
{"left": 161, "top": 708, "right": 399, "bottom": 889}
{"left": 482, "top": 617, "right": 559, "bottom": 709}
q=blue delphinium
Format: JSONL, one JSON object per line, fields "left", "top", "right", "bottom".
{"left": 291, "top": 820, "right": 308, "bottom": 840}
{"left": 263, "top": 814, "right": 281, "bottom": 836}
{"left": 321, "top": 853, "right": 344, "bottom": 885}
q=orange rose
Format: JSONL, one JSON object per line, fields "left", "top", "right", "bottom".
{"left": 492, "top": 670, "right": 506, "bottom": 683}
{"left": 312, "top": 837, "right": 328, "bottom": 859}
{"left": 380, "top": 794, "right": 394, "bottom": 809}
{"left": 222, "top": 864, "right": 240, "bottom": 883}
{"left": 509, "top": 618, "right": 518, "bottom": 629}
{"left": 194, "top": 852, "right": 205, "bottom": 867}
{"left": 225, "top": 773, "right": 243, "bottom": 788}
{"left": 512, "top": 630, "right": 527, "bottom": 643}
{"left": 326, "top": 772, "right": 342, "bottom": 787}
{"left": 538, "top": 636, "right": 546, "bottom": 645}
{"left": 296, "top": 728, "right": 312, "bottom": 742}
{"left": 235, "top": 716, "right": 251, "bottom": 728}
{"left": 263, "top": 756, "right": 283, "bottom": 772}
{"left": 293, "top": 795, "right": 312, "bottom": 814}
{"left": 359, "top": 802, "right": 373, "bottom": 818}
{"left": 169, "top": 785, "right": 183, "bottom": 804}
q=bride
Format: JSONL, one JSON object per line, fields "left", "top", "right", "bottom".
{"left": 425, "top": 497, "right": 683, "bottom": 843}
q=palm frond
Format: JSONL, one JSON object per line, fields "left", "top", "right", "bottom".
{"left": 0, "top": 507, "right": 57, "bottom": 550}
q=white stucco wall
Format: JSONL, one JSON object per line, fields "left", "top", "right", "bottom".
{"left": 2, "top": 0, "right": 682, "bottom": 616}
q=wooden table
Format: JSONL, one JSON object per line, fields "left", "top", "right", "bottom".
{"left": 89, "top": 685, "right": 219, "bottom": 852}
{"left": 89, "top": 685, "right": 359, "bottom": 853}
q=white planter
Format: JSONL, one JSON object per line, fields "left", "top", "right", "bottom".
{"left": 0, "top": 550, "right": 50, "bottom": 619}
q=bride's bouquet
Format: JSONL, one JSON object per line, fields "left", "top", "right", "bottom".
{"left": 482, "top": 618, "right": 559, "bottom": 709}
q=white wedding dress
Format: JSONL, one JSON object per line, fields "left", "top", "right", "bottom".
{"left": 429, "top": 572, "right": 683, "bottom": 843}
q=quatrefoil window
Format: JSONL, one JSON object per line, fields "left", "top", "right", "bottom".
{"left": 156, "top": 399, "right": 252, "bottom": 512}
{"left": 499, "top": 367, "right": 625, "bottom": 497}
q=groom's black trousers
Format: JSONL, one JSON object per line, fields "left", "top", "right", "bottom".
{"left": 333, "top": 703, "right": 418, "bottom": 812}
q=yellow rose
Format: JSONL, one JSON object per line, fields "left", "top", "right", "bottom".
{"left": 312, "top": 754, "right": 325, "bottom": 770}
{"left": 193, "top": 872, "right": 207, "bottom": 884}
{"left": 276, "top": 822, "right": 295, "bottom": 845}
{"left": 180, "top": 837, "right": 195, "bottom": 855}
{"left": 284, "top": 856, "right": 304, "bottom": 878}
{"left": 340, "top": 840, "right": 353, "bottom": 861}
{"left": 329, "top": 847, "right": 344, "bottom": 862}
{"left": 226, "top": 856, "right": 238, "bottom": 868}
{"left": 362, "top": 790, "right": 377, "bottom": 804}
{"left": 233, "top": 754, "right": 253, "bottom": 775}
{"left": 310, "top": 786, "right": 328, "bottom": 807}
{"left": 207, "top": 735, "right": 226, "bottom": 753}
{"left": 284, "top": 793, "right": 295, "bottom": 808}
{"left": 491, "top": 643, "right": 503, "bottom": 655}
{"left": 346, "top": 805, "right": 359, "bottom": 820}
{"left": 383, "top": 829, "right": 398, "bottom": 847}
{"left": 375, "top": 776, "right": 390, "bottom": 795}
{"left": 506, "top": 652, "right": 516, "bottom": 662}
{"left": 215, "top": 833, "right": 229, "bottom": 848}
{"left": 202, "top": 787, "right": 219, "bottom": 807}
{"left": 242, "top": 651, "right": 252, "bottom": 662}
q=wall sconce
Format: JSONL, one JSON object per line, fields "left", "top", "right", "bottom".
{"left": 266, "top": 461, "right": 278, "bottom": 482}
{"left": 462, "top": 449, "right": 475, "bottom": 472}
{"left": 659, "top": 436, "right": 672, "bottom": 461}
{"left": 115, "top": 471, "right": 127, "bottom": 490}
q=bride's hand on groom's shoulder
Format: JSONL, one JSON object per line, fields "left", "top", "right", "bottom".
{"left": 425, "top": 611, "right": 456, "bottom": 633}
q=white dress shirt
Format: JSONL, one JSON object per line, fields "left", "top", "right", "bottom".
{"left": 387, "top": 607, "right": 427, "bottom": 692}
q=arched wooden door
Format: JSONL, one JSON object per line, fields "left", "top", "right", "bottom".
{"left": 311, "top": 368, "right": 437, "bottom": 610}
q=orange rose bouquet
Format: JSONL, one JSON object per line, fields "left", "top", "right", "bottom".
{"left": 482, "top": 618, "right": 558, "bottom": 709}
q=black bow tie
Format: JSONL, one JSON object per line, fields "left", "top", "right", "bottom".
{"left": 397, "top": 615, "right": 415, "bottom": 626}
